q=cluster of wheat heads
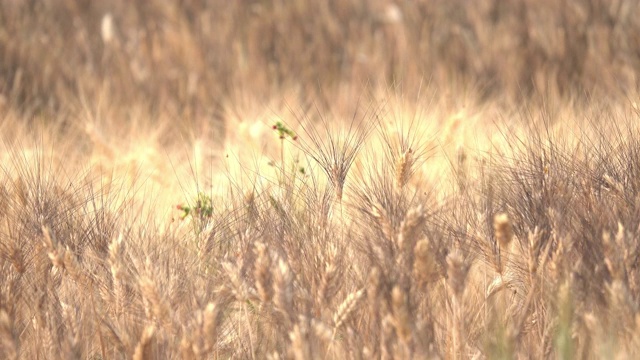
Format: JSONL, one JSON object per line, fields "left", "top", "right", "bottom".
{"left": 1, "top": 98, "right": 640, "bottom": 359}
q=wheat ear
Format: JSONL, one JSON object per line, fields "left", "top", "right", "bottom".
{"left": 333, "top": 289, "right": 364, "bottom": 332}
{"left": 494, "top": 213, "right": 513, "bottom": 274}
{"left": 254, "top": 242, "right": 273, "bottom": 303}
{"left": 139, "top": 276, "right": 170, "bottom": 327}
{"left": 447, "top": 250, "right": 469, "bottom": 360}
{"left": 395, "top": 148, "right": 413, "bottom": 189}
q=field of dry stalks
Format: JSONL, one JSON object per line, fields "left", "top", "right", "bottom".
{"left": 2, "top": 1, "right": 640, "bottom": 359}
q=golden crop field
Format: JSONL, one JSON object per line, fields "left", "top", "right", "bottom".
{"left": 1, "top": 1, "right": 640, "bottom": 359}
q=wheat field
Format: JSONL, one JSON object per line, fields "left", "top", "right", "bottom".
{"left": 2, "top": 1, "right": 640, "bottom": 359}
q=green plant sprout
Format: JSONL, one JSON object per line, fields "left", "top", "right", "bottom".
{"left": 272, "top": 121, "right": 300, "bottom": 185}
{"left": 272, "top": 121, "right": 298, "bottom": 141}
{"left": 176, "top": 192, "right": 214, "bottom": 220}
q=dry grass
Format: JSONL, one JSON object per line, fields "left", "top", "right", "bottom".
{"left": 2, "top": 1, "right": 640, "bottom": 359}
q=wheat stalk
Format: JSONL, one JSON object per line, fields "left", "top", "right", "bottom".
{"left": 180, "top": 337, "right": 197, "bottom": 360}
{"left": 0, "top": 309, "right": 17, "bottom": 360}
{"left": 333, "top": 289, "right": 364, "bottom": 332}
{"left": 203, "top": 302, "right": 220, "bottom": 352}
{"left": 367, "top": 266, "right": 384, "bottom": 315}
{"left": 254, "top": 242, "right": 273, "bottom": 303}
{"left": 395, "top": 148, "right": 413, "bottom": 189}
{"left": 494, "top": 213, "right": 513, "bottom": 274}
{"left": 8, "top": 246, "right": 25, "bottom": 274}
{"left": 414, "top": 238, "right": 437, "bottom": 286}
{"left": 372, "top": 205, "right": 394, "bottom": 242}
{"left": 109, "top": 233, "right": 126, "bottom": 317}
{"left": 42, "top": 226, "right": 64, "bottom": 269}
{"left": 381, "top": 314, "right": 396, "bottom": 359}
{"left": 447, "top": 250, "right": 469, "bottom": 360}
{"left": 319, "top": 243, "right": 339, "bottom": 304}
{"left": 398, "top": 204, "right": 425, "bottom": 252}
{"left": 274, "top": 258, "right": 294, "bottom": 324}
{"left": 63, "top": 246, "right": 90, "bottom": 287}
{"left": 391, "top": 285, "right": 411, "bottom": 346}
{"left": 289, "top": 317, "right": 312, "bottom": 360}
{"left": 133, "top": 325, "right": 155, "bottom": 360}
{"left": 222, "top": 260, "right": 251, "bottom": 301}
{"left": 139, "top": 276, "right": 170, "bottom": 327}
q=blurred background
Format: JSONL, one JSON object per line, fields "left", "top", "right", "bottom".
{"left": 4, "top": 3, "right": 640, "bottom": 359}
{"left": 2, "top": 0, "right": 640, "bottom": 123}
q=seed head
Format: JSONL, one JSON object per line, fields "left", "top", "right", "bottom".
{"left": 494, "top": 213, "right": 513, "bottom": 248}
{"left": 447, "top": 250, "right": 469, "bottom": 297}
